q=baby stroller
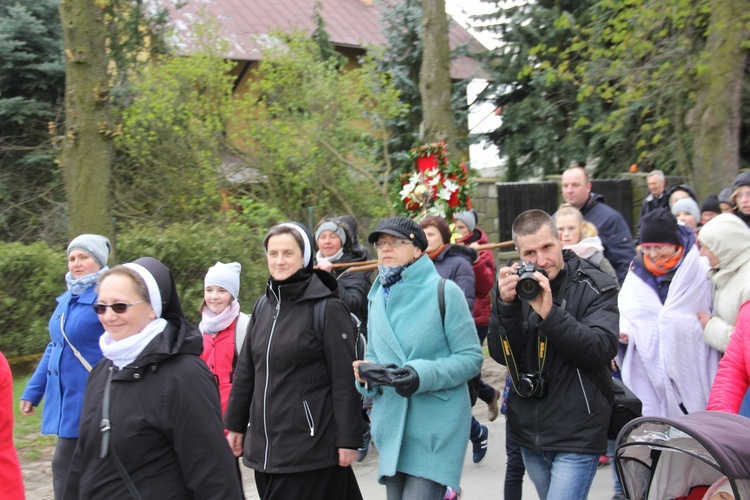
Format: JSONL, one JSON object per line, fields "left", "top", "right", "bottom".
{"left": 615, "top": 411, "right": 750, "bottom": 499}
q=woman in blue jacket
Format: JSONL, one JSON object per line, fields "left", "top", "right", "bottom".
{"left": 20, "top": 234, "right": 110, "bottom": 499}
{"left": 353, "top": 217, "right": 483, "bottom": 499}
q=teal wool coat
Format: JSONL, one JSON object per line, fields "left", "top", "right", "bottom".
{"left": 359, "top": 255, "right": 483, "bottom": 490}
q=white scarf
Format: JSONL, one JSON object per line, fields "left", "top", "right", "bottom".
{"left": 316, "top": 248, "right": 344, "bottom": 265}
{"left": 99, "top": 318, "right": 168, "bottom": 369}
{"left": 564, "top": 236, "right": 604, "bottom": 260}
{"left": 199, "top": 301, "right": 240, "bottom": 335}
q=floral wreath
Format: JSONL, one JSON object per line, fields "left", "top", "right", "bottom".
{"left": 395, "top": 142, "right": 472, "bottom": 218}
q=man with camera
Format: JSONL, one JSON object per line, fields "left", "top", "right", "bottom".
{"left": 488, "top": 209, "right": 619, "bottom": 499}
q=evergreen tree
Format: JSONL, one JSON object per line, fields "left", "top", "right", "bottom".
{"left": 0, "top": 0, "right": 66, "bottom": 242}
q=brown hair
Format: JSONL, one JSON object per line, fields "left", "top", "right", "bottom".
{"left": 98, "top": 266, "right": 149, "bottom": 302}
{"left": 512, "top": 209, "right": 559, "bottom": 246}
{"left": 263, "top": 224, "right": 305, "bottom": 253}
{"left": 419, "top": 216, "right": 451, "bottom": 244}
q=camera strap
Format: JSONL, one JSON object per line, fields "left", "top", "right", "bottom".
{"left": 499, "top": 267, "right": 570, "bottom": 397}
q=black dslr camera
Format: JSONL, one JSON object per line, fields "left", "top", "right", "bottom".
{"left": 517, "top": 371, "right": 548, "bottom": 398}
{"left": 514, "top": 262, "right": 548, "bottom": 301}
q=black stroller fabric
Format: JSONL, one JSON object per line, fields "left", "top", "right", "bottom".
{"left": 615, "top": 411, "right": 750, "bottom": 499}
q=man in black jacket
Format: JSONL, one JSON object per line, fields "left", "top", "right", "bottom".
{"left": 488, "top": 209, "right": 619, "bottom": 499}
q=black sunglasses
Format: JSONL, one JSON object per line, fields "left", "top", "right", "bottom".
{"left": 92, "top": 300, "right": 147, "bottom": 315}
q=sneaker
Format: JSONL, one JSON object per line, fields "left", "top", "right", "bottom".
{"left": 444, "top": 486, "right": 460, "bottom": 499}
{"left": 487, "top": 388, "right": 500, "bottom": 422}
{"left": 598, "top": 455, "right": 610, "bottom": 468}
{"left": 471, "top": 424, "right": 488, "bottom": 464}
{"left": 357, "top": 423, "right": 371, "bottom": 462}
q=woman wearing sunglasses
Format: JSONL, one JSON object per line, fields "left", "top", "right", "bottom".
{"left": 63, "top": 257, "right": 243, "bottom": 499}
{"left": 20, "top": 234, "right": 110, "bottom": 499}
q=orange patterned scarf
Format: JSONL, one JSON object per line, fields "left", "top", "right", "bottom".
{"left": 643, "top": 246, "right": 684, "bottom": 277}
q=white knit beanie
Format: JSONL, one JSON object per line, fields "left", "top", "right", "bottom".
{"left": 204, "top": 261, "right": 242, "bottom": 300}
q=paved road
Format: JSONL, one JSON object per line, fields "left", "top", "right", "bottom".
{"left": 239, "top": 403, "right": 617, "bottom": 499}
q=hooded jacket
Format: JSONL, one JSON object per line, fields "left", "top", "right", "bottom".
{"left": 458, "top": 229, "right": 497, "bottom": 327}
{"left": 488, "top": 251, "right": 619, "bottom": 455}
{"left": 64, "top": 318, "right": 243, "bottom": 500}
{"left": 324, "top": 243, "right": 372, "bottom": 338}
{"left": 707, "top": 301, "right": 750, "bottom": 413}
{"left": 224, "top": 269, "right": 362, "bottom": 473}
{"left": 431, "top": 244, "right": 476, "bottom": 312}
{"left": 698, "top": 213, "right": 750, "bottom": 351}
{"left": 580, "top": 193, "right": 635, "bottom": 284}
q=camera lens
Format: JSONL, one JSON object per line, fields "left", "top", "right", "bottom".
{"left": 516, "top": 276, "right": 540, "bottom": 301}
{"left": 517, "top": 376, "right": 536, "bottom": 398}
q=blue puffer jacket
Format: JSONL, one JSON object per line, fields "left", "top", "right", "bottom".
{"left": 580, "top": 193, "right": 635, "bottom": 284}
{"left": 358, "top": 256, "right": 483, "bottom": 490}
{"left": 21, "top": 286, "right": 104, "bottom": 438}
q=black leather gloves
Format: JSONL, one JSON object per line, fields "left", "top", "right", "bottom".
{"left": 391, "top": 366, "right": 420, "bottom": 397}
{"left": 358, "top": 363, "right": 399, "bottom": 388}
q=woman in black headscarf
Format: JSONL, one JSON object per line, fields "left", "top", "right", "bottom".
{"left": 225, "top": 223, "right": 363, "bottom": 500}
{"left": 63, "top": 257, "right": 243, "bottom": 499}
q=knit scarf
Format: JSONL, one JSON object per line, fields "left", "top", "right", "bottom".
{"left": 65, "top": 266, "right": 109, "bottom": 296}
{"left": 99, "top": 318, "right": 168, "bottom": 369}
{"left": 315, "top": 248, "right": 344, "bottom": 265}
{"left": 199, "top": 301, "right": 240, "bottom": 335}
{"left": 378, "top": 262, "right": 413, "bottom": 305}
{"left": 644, "top": 246, "right": 684, "bottom": 277}
{"left": 427, "top": 244, "right": 448, "bottom": 261}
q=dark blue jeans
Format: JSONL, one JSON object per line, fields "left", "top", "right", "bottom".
{"left": 504, "top": 425, "right": 524, "bottom": 500}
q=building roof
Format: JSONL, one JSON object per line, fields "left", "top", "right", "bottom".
{"left": 162, "top": 0, "right": 487, "bottom": 80}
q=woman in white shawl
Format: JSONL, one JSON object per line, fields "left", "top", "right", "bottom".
{"left": 618, "top": 209, "right": 719, "bottom": 418}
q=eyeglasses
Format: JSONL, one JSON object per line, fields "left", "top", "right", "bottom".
{"left": 92, "top": 300, "right": 147, "bottom": 315}
{"left": 373, "top": 239, "right": 413, "bottom": 250}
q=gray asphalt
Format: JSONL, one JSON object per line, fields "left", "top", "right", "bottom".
{"left": 239, "top": 403, "right": 617, "bottom": 499}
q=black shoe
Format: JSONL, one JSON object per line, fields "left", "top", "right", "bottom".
{"left": 471, "top": 424, "right": 488, "bottom": 464}
{"left": 357, "top": 423, "right": 371, "bottom": 462}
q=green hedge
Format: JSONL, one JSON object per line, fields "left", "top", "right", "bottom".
{"left": 0, "top": 222, "right": 269, "bottom": 359}
{"left": 117, "top": 221, "right": 268, "bottom": 325}
{"left": 0, "top": 241, "right": 66, "bottom": 359}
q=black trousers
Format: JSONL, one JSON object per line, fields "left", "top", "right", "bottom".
{"left": 254, "top": 465, "right": 363, "bottom": 500}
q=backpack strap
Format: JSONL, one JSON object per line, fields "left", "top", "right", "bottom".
{"left": 313, "top": 298, "right": 329, "bottom": 347}
{"left": 234, "top": 312, "right": 250, "bottom": 356}
{"left": 438, "top": 278, "right": 446, "bottom": 327}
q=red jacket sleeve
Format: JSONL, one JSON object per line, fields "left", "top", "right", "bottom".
{"left": 707, "top": 302, "right": 750, "bottom": 413}
{"left": 0, "top": 353, "right": 25, "bottom": 500}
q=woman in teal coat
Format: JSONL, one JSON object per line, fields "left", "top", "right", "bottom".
{"left": 353, "top": 217, "right": 483, "bottom": 499}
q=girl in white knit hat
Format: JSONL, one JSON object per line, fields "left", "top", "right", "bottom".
{"left": 199, "top": 261, "right": 249, "bottom": 417}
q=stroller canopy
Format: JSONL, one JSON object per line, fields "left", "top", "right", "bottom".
{"left": 615, "top": 411, "right": 750, "bottom": 500}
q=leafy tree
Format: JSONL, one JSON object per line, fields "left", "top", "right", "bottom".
{"left": 0, "top": 0, "right": 66, "bottom": 242}
{"left": 113, "top": 32, "right": 235, "bottom": 224}
{"left": 475, "top": 0, "right": 599, "bottom": 180}
{"left": 231, "top": 31, "right": 406, "bottom": 223}
{"left": 420, "top": 0, "right": 456, "bottom": 153}
{"left": 57, "top": 0, "right": 116, "bottom": 240}
{"left": 375, "top": 0, "right": 472, "bottom": 173}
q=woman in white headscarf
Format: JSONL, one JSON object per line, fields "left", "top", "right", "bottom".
{"left": 63, "top": 257, "right": 243, "bottom": 499}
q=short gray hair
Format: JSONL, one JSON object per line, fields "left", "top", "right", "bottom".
{"left": 512, "top": 210, "right": 559, "bottom": 247}
{"left": 647, "top": 170, "right": 665, "bottom": 181}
